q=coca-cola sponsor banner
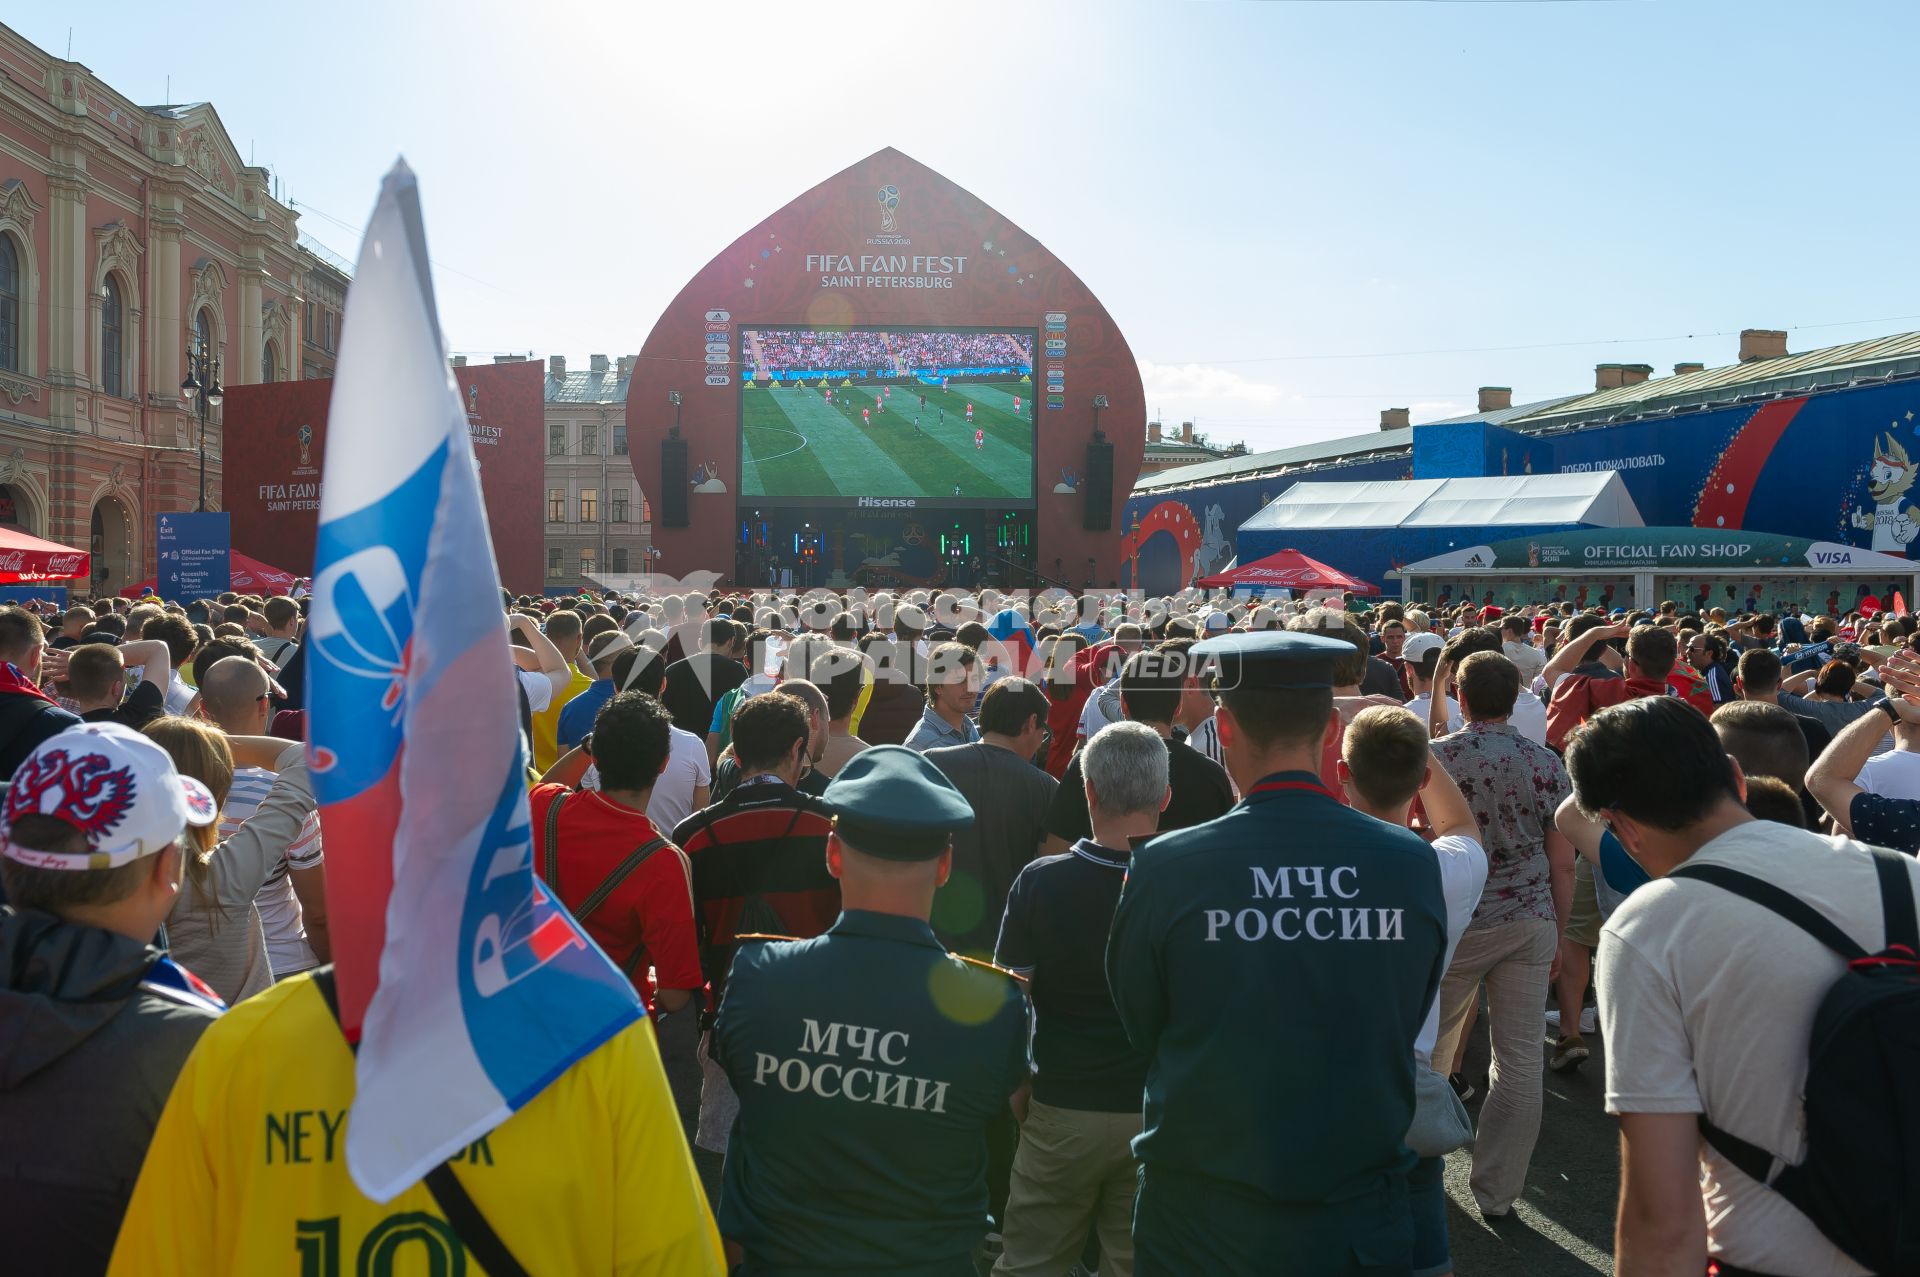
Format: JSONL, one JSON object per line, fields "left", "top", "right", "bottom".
{"left": 157, "top": 512, "right": 231, "bottom": 602}
{"left": 0, "top": 527, "right": 91, "bottom": 584}
{"left": 221, "top": 361, "right": 544, "bottom": 592}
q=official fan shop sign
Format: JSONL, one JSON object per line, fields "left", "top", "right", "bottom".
{"left": 1403, "top": 528, "right": 1920, "bottom": 574}
{"left": 156, "top": 513, "right": 231, "bottom": 602}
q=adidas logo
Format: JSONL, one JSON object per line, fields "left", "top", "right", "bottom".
{"left": 1463, "top": 552, "right": 1489, "bottom": 567}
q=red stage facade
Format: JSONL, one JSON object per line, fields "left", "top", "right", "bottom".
{"left": 628, "top": 148, "right": 1144, "bottom": 590}
{"left": 220, "top": 360, "right": 546, "bottom": 593}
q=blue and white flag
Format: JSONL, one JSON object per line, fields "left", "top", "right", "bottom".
{"left": 308, "top": 160, "right": 643, "bottom": 1202}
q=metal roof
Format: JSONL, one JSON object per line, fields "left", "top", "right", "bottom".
{"left": 1134, "top": 427, "right": 1412, "bottom": 492}
{"left": 1509, "top": 331, "right": 1920, "bottom": 430}
{"left": 545, "top": 369, "right": 630, "bottom": 406}
{"left": 1420, "top": 394, "right": 1585, "bottom": 427}
{"left": 295, "top": 234, "right": 354, "bottom": 279}
{"left": 1133, "top": 392, "right": 1581, "bottom": 494}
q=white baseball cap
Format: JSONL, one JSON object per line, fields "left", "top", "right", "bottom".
{"left": 1402, "top": 632, "right": 1446, "bottom": 663}
{"left": 1, "top": 722, "right": 219, "bottom": 871}
{"left": 1202, "top": 610, "right": 1233, "bottom": 633}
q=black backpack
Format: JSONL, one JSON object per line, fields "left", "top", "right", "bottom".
{"left": 1668, "top": 848, "right": 1920, "bottom": 1276}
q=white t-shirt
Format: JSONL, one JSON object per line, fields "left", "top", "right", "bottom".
{"left": 1414, "top": 833, "right": 1489, "bottom": 1070}
{"left": 1406, "top": 692, "right": 1464, "bottom": 736}
{"left": 165, "top": 670, "right": 197, "bottom": 717}
{"left": 227, "top": 766, "right": 325, "bottom": 978}
{"left": 646, "top": 725, "right": 712, "bottom": 834}
{"left": 515, "top": 667, "right": 555, "bottom": 715}
{"left": 1509, "top": 689, "right": 1549, "bottom": 746}
{"left": 1078, "top": 678, "right": 1123, "bottom": 742}
{"left": 1855, "top": 748, "right": 1920, "bottom": 801}
{"left": 1600, "top": 821, "right": 1920, "bottom": 1274}
{"left": 1503, "top": 639, "right": 1547, "bottom": 685}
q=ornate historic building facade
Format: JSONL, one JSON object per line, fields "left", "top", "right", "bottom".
{"left": 0, "top": 22, "right": 311, "bottom": 592}
{"left": 538, "top": 353, "right": 652, "bottom": 593}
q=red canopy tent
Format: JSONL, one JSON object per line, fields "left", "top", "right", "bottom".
{"left": 121, "top": 550, "right": 299, "bottom": 599}
{"left": 0, "top": 526, "right": 90, "bottom": 583}
{"left": 1197, "top": 548, "right": 1379, "bottom": 594}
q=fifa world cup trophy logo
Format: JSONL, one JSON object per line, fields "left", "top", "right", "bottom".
{"left": 296, "top": 423, "right": 312, "bottom": 467}
{"left": 877, "top": 185, "right": 900, "bottom": 234}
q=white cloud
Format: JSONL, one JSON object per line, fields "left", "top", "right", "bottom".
{"left": 1136, "top": 360, "right": 1290, "bottom": 408}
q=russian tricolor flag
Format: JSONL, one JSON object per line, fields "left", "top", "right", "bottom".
{"left": 309, "top": 161, "right": 643, "bottom": 1202}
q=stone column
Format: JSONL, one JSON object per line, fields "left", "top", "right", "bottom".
{"left": 148, "top": 183, "right": 186, "bottom": 415}
{"left": 44, "top": 148, "right": 88, "bottom": 433}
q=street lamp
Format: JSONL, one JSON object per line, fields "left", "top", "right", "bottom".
{"left": 180, "top": 341, "right": 224, "bottom": 512}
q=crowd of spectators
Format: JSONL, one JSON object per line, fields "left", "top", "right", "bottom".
{"left": 748, "top": 328, "right": 1033, "bottom": 377}
{"left": 7, "top": 575, "right": 1920, "bottom": 1275}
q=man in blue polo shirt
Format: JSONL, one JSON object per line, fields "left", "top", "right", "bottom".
{"left": 994, "top": 720, "right": 1166, "bottom": 1276}
{"left": 556, "top": 630, "right": 633, "bottom": 752}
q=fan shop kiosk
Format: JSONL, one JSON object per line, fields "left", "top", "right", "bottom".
{"left": 1391, "top": 529, "right": 1920, "bottom": 616}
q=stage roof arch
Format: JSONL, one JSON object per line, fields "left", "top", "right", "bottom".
{"left": 626, "top": 147, "right": 1146, "bottom": 587}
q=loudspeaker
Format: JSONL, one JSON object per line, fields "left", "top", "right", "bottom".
{"left": 1083, "top": 438, "right": 1114, "bottom": 531}
{"left": 661, "top": 436, "right": 689, "bottom": 528}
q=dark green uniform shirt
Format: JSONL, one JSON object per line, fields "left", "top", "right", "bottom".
{"left": 713, "top": 909, "right": 1030, "bottom": 1277}
{"left": 1107, "top": 771, "right": 1447, "bottom": 1204}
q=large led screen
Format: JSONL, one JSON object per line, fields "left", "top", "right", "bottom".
{"left": 738, "top": 326, "right": 1036, "bottom": 506}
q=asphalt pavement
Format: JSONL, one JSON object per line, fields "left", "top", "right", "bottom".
{"left": 1444, "top": 1022, "right": 1619, "bottom": 1275}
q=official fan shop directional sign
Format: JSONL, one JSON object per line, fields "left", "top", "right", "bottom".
{"left": 156, "top": 512, "right": 231, "bottom": 602}
{"left": 1400, "top": 528, "right": 1919, "bottom": 573}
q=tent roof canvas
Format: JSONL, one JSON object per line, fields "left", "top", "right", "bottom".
{"left": 1197, "top": 548, "right": 1378, "bottom": 593}
{"left": 1238, "top": 471, "right": 1644, "bottom": 535}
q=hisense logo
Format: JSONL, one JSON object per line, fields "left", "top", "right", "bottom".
{"left": 858, "top": 497, "right": 917, "bottom": 509}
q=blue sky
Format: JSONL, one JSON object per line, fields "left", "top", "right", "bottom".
{"left": 23, "top": 0, "right": 1920, "bottom": 453}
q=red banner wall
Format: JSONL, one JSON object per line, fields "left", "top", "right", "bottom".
{"left": 628, "top": 147, "right": 1145, "bottom": 584}
{"left": 221, "top": 360, "right": 545, "bottom": 593}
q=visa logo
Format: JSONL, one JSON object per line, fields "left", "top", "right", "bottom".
{"left": 1814, "top": 551, "right": 1853, "bottom": 564}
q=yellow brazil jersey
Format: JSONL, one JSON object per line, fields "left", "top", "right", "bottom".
{"left": 109, "top": 972, "right": 724, "bottom": 1276}
{"left": 533, "top": 664, "right": 595, "bottom": 773}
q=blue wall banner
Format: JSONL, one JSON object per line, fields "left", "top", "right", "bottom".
{"left": 156, "top": 512, "right": 231, "bottom": 602}
{"left": 1126, "top": 378, "right": 1920, "bottom": 596}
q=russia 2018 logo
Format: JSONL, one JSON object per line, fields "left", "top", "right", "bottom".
{"left": 877, "top": 184, "right": 900, "bottom": 234}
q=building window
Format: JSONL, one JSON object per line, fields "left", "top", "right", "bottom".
{"left": 0, "top": 234, "right": 17, "bottom": 372}
{"left": 101, "top": 275, "right": 125, "bottom": 397}
{"left": 548, "top": 488, "right": 566, "bottom": 522}
{"left": 262, "top": 340, "right": 278, "bottom": 383}
{"left": 581, "top": 422, "right": 598, "bottom": 455}
{"left": 549, "top": 423, "right": 565, "bottom": 455}
{"left": 580, "top": 547, "right": 596, "bottom": 576}
{"left": 195, "top": 308, "right": 214, "bottom": 362}
{"left": 304, "top": 299, "right": 315, "bottom": 343}
{"left": 613, "top": 425, "right": 627, "bottom": 455}
{"left": 611, "top": 547, "right": 627, "bottom": 573}
{"left": 610, "top": 490, "right": 629, "bottom": 523}
{"left": 579, "top": 489, "right": 598, "bottom": 523}
{"left": 548, "top": 547, "right": 563, "bottom": 576}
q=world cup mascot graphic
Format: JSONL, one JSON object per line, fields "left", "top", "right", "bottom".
{"left": 1851, "top": 433, "right": 1920, "bottom": 554}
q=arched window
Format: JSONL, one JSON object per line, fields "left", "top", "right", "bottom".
{"left": 194, "top": 308, "right": 214, "bottom": 361}
{"left": 100, "top": 275, "right": 124, "bottom": 397}
{"left": 262, "top": 339, "right": 278, "bottom": 383}
{"left": 0, "top": 235, "right": 18, "bottom": 372}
